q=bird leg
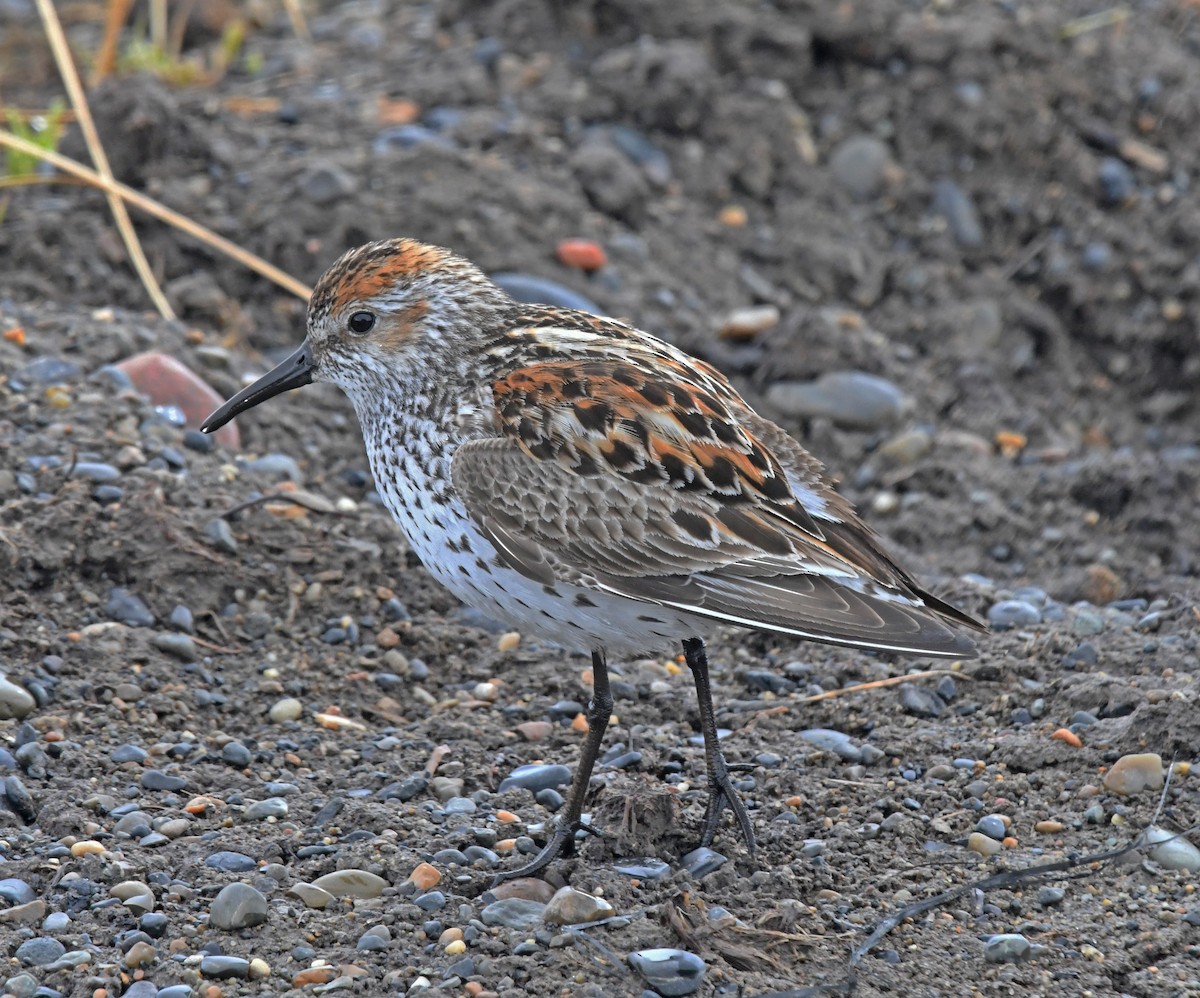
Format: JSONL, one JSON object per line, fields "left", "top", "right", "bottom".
{"left": 682, "top": 637, "right": 757, "bottom": 856}
{"left": 492, "top": 648, "right": 613, "bottom": 886}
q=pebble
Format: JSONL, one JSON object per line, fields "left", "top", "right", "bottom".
{"left": 1145, "top": 826, "right": 1200, "bottom": 871}
{"left": 719, "top": 305, "right": 780, "bottom": 341}
{"left": 766, "top": 372, "right": 906, "bottom": 430}
{"left": 1037, "top": 886, "right": 1065, "bottom": 907}
{"left": 628, "top": 948, "right": 707, "bottom": 996}
{"left": 498, "top": 763, "right": 572, "bottom": 794}
{"left": 967, "top": 832, "right": 1002, "bottom": 857}
{"left": 141, "top": 769, "right": 186, "bottom": 792}
{"left": 407, "top": 863, "right": 441, "bottom": 891}
{"left": 932, "top": 179, "right": 984, "bottom": 247}
{"left": 17, "top": 355, "right": 81, "bottom": 386}
{"left": 153, "top": 632, "right": 198, "bottom": 661}
{"left": 614, "top": 857, "right": 671, "bottom": 880}
{"left": 2, "top": 974, "right": 38, "bottom": 998}
{"left": 0, "top": 676, "right": 36, "bottom": 720}
{"left": 987, "top": 600, "right": 1041, "bottom": 629}
{"left": 975, "top": 814, "right": 1007, "bottom": 840}
{"left": 799, "top": 729, "right": 861, "bottom": 762}
{"left": 311, "top": 869, "right": 388, "bottom": 899}
{"left": 139, "top": 912, "right": 168, "bottom": 937}
{"left": 289, "top": 883, "right": 335, "bottom": 909}
{"left": 542, "top": 886, "right": 615, "bottom": 925}
{"left": 298, "top": 162, "right": 358, "bottom": 205}
{"left": 243, "top": 797, "right": 288, "bottom": 820}
{"left": 0, "top": 879, "right": 37, "bottom": 905}
{"left": 203, "top": 518, "right": 238, "bottom": 554}
{"left": 1097, "top": 156, "right": 1135, "bottom": 205}
{"left": 116, "top": 351, "right": 238, "bottom": 448}
{"left": 110, "top": 881, "right": 155, "bottom": 913}
{"left": 681, "top": 847, "right": 727, "bottom": 877}
{"left": 205, "top": 851, "right": 257, "bottom": 873}
{"left": 73, "top": 461, "right": 120, "bottom": 482}
{"left": 984, "top": 934, "right": 1032, "bottom": 963}
{"left": 491, "top": 273, "right": 601, "bottom": 314}
{"left": 1104, "top": 753, "right": 1164, "bottom": 795}
{"left": 357, "top": 925, "right": 391, "bottom": 951}
{"left": 209, "top": 883, "right": 268, "bottom": 930}
{"left": 200, "top": 955, "right": 251, "bottom": 979}
{"left": 556, "top": 238, "right": 607, "bottom": 272}
{"left": 168, "top": 604, "right": 194, "bottom": 632}
{"left": 269, "top": 698, "right": 303, "bottom": 723}
{"left": 898, "top": 685, "right": 944, "bottom": 718}
{"left": 1071, "top": 608, "right": 1105, "bottom": 636}
{"left": 124, "top": 940, "right": 157, "bottom": 968}
{"left": 15, "top": 937, "right": 65, "bottom": 967}
{"left": 829, "top": 135, "right": 892, "bottom": 200}
{"left": 106, "top": 588, "right": 155, "bottom": 627}
{"left": 480, "top": 897, "right": 547, "bottom": 931}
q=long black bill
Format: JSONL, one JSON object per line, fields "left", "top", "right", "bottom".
{"left": 200, "top": 343, "right": 315, "bottom": 433}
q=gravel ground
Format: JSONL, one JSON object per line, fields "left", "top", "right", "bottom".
{"left": 1, "top": 1, "right": 1199, "bottom": 996}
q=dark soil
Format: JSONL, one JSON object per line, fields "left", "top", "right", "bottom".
{"left": 1, "top": 2, "right": 1199, "bottom": 996}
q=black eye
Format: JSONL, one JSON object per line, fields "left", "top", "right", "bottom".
{"left": 347, "top": 310, "right": 376, "bottom": 334}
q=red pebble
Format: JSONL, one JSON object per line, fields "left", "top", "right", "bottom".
{"left": 555, "top": 239, "right": 607, "bottom": 272}
{"left": 117, "top": 351, "right": 239, "bottom": 450}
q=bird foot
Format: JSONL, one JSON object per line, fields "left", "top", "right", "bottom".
{"left": 698, "top": 758, "right": 758, "bottom": 859}
{"left": 490, "top": 817, "right": 602, "bottom": 887}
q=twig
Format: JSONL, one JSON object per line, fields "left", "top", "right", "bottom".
{"left": 797, "top": 670, "right": 969, "bottom": 705}
{"left": 281, "top": 0, "right": 311, "bottom": 42}
{"left": 92, "top": 0, "right": 135, "bottom": 85}
{"left": 35, "top": 0, "right": 174, "bottom": 319}
{"left": 0, "top": 129, "right": 311, "bottom": 301}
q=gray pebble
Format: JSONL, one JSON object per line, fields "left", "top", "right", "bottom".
{"left": 105, "top": 588, "right": 155, "bottom": 627}
{"left": 3, "top": 974, "right": 39, "bottom": 998}
{"left": 141, "top": 769, "right": 186, "bottom": 792}
{"left": 613, "top": 858, "right": 671, "bottom": 879}
{"left": 987, "top": 600, "right": 1041, "bottom": 629}
{"left": 932, "top": 179, "right": 984, "bottom": 247}
{"left": 111, "top": 744, "right": 147, "bottom": 764}
{"left": 829, "top": 135, "right": 891, "bottom": 200}
{"left": 975, "top": 814, "right": 1007, "bottom": 840}
{"left": 205, "top": 851, "right": 257, "bottom": 873}
{"left": 16, "top": 937, "right": 66, "bottom": 967}
{"left": 680, "top": 847, "right": 727, "bottom": 877}
{"left": 198, "top": 955, "right": 250, "bottom": 979}
{"left": 898, "top": 685, "right": 944, "bottom": 718}
{"left": 1097, "top": 156, "right": 1134, "bottom": 205}
{"left": 766, "top": 371, "right": 906, "bottom": 430}
{"left": 983, "top": 933, "right": 1032, "bottom": 963}
{"left": 156, "top": 986, "right": 193, "bottom": 998}
{"left": 1084, "top": 804, "right": 1105, "bottom": 824}
{"left": 242, "top": 797, "right": 288, "bottom": 821}
{"left": 0, "top": 676, "right": 36, "bottom": 720}
{"left": 41, "top": 912, "right": 70, "bottom": 933}
{"left": 480, "top": 897, "right": 547, "bottom": 931}
{"left": 498, "top": 763, "right": 572, "bottom": 794}
{"left": 167, "top": 605, "right": 194, "bottom": 633}
{"left": 222, "top": 742, "right": 252, "bottom": 767}
{"left": 152, "top": 633, "right": 198, "bottom": 662}
{"left": 1071, "top": 609, "right": 1105, "bottom": 636}
{"left": 414, "top": 891, "right": 446, "bottom": 912}
{"left": 443, "top": 796, "right": 476, "bottom": 815}
{"left": 1037, "top": 886, "right": 1065, "bottom": 907}
{"left": 243, "top": 453, "right": 302, "bottom": 482}
{"left": 209, "top": 883, "right": 268, "bottom": 930}
{"left": 17, "top": 356, "right": 81, "bottom": 386}
{"left": 628, "top": 948, "right": 707, "bottom": 997}
{"left": 799, "top": 728, "right": 861, "bottom": 762}
{"left": 73, "top": 462, "right": 121, "bottom": 483}
{"left": 203, "top": 518, "right": 238, "bottom": 554}
{"left": 297, "top": 162, "right": 357, "bottom": 205}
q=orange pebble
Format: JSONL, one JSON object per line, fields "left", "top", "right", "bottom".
{"left": 1002, "top": 836, "right": 1018, "bottom": 848}
{"left": 1051, "top": 728, "right": 1082, "bottom": 748}
{"left": 785, "top": 795, "right": 804, "bottom": 808}
{"left": 466, "top": 983, "right": 484, "bottom": 996}
{"left": 292, "top": 967, "right": 337, "bottom": 987}
{"left": 571, "top": 713, "right": 589, "bottom": 733}
{"left": 407, "top": 862, "right": 441, "bottom": 891}
{"left": 495, "top": 838, "right": 517, "bottom": 853}
{"left": 495, "top": 810, "right": 520, "bottom": 823}
{"left": 556, "top": 238, "right": 607, "bottom": 272}
{"left": 718, "top": 205, "right": 747, "bottom": 227}
{"left": 995, "top": 430, "right": 1027, "bottom": 458}
{"left": 3, "top": 326, "right": 26, "bottom": 346}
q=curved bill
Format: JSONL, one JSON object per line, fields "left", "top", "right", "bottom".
{"left": 200, "top": 342, "right": 314, "bottom": 433}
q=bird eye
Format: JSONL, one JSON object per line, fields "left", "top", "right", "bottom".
{"left": 347, "top": 310, "right": 376, "bottom": 335}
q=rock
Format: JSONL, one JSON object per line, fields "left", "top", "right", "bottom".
{"left": 628, "top": 948, "right": 707, "bottom": 996}
{"left": 542, "top": 886, "right": 615, "bottom": 925}
{"left": 1145, "top": 826, "right": 1200, "bottom": 871}
{"left": 205, "top": 851, "right": 257, "bottom": 873}
{"left": 110, "top": 881, "right": 155, "bottom": 914}
{"left": 967, "top": 832, "right": 1002, "bottom": 857}
{"left": 209, "top": 883, "right": 268, "bottom": 930}
{"left": 487, "top": 878, "right": 557, "bottom": 904}
{"left": 766, "top": 372, "right": 907, "bottom": 430}
{"left": 153, "top": 632, "right": 198, "bottom": 661}
{"left": 975, "top": 815, "right": 1007, "bottom": 840}
{"left": 203, "top": 518, "right": 238, "bottom": 554}
{"left": 0, "top": 899, "right": 46, "bottom": 925}
{"left": 1037, "top": 886, "right": 1065, "bottom": 907}
{"left": 681, "top": 847, "right": 727, "bottom": 877}
{"left": 932, "top": 179, "right": 984, "bottom": 247}
{"left": 613, "top": 858, "right": 671, "bottom": 880}
{"left": 243, "top": 797, "right": 288, "bottom": 821}
{"left": 498, "top": 763, "right": 572, "bottom": 794}
{"left": 124, "top": 940, "right": 157, "bottom": 968}
{"left": 106, "top": 587, "right": 155, "bottom": 627}
{"left": 311, "top": 869, "right": 388, "bottom": 899}
{"left": 0, "top": 879, "right": 36, "bottom": 905}
{"left": 571, "top": 141, "right": 648, "bottom": 224}
{"left": 73, "top": 461, "right": 121, "bottom": 482}
{"left": 289, "top": 882, "right": 335, "bottom": 909}
{"left": 115, "top": 352, "right": 238, "bottom": 449}
{"left": 269, "top": 697, "right": 303, "bottom": 723}
{"left": 515, "top": 721, "right": 552, "bottom": 741}
{"left": 898, "top": 685, "right": 944, "bottom": 718}
{"left": 1104, "top": 753, "right": 1164, "bottom": 795}
{"left": 987, "top": 600, "right": 1041, "bottom": 629}
{"left": 556, "top": 239, "right": 607, "bottom": 273}
{"left": 1097, "top": 156, "right": 1134, "bottom": 205}
{"left": 799, "top": 729, "right": 862, "bottom": 762}
{"left": 16, "top": 356, "right": 82, "bottom": 387}
{"left": 984, "top": 934, "right": 1032, "bottom": 963}
{"left": 718, "top": 305, "right": 780, "bottom": 341}
{"left": 0, "top": 676, "right": 35, "bottom": 720}
{"left": 491, "top": 273, "right": 601, "bottom": 314}
{"left": 141, "top": 769, "right": 186, "bottom": 792}
{"left": 200, "top": 955, "right": 251, "bottom": 979}
{"left": 480, "top": 897, "right": 547, "bottom": 931}
{"left": 829, "top": 135, "right": 892, "bottom": 200}
{"left": 406, "top": 862, "right": 441, "bottom": 891}
{"left": 2, "top": 973, "right": 38, "bottom": 998}
{"left": 297, "top": 162, "right": 358, "bottom": 205}
{"left": 15, "top": 937, "right": 65, "bottom": 967}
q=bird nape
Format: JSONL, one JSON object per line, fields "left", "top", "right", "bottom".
{"left": 202, "top": 236, "right": 985, "bottom": 886}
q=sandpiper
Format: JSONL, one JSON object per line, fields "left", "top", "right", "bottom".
{"left": 202, "top": 237, "right": 984, "bottom": 883}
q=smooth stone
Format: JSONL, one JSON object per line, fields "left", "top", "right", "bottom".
{"left": 1037, "top": 886, "right": 1065, "bottom": 907}
{"left": 1097, "top": 156, "right": 1134, "bottom": 204}
{"left": 156, "top": 987, "right": 193, "bottom": 998}
{"left": 975, "top": 815, "right": 1007, "bottom": 840}
{"left": 16, "top": 356, "right": 81, "bottom": 386}
{"left": 498, "top": 764, "right": 572, "bottom": 794}
{"left": 209, "top": 883, "right": 268, "bottom": 930}
{"left": 141, "top": 770, "right": 186, "bottom": 792}
{"left": 766, "top": 372, "right": 906, "bottom": 430}
{"left": 72, "top": 462, "right": 121, "bottom": 482}
{"left": 799, "top": 728, "right": 861, "bottom": 762}
{"left": 15, "top": 937, "right": 65, "bottom": 967}
{"left": 243, "top": 798, "right": 288, "bottom": 821}
{"left": 199, "top": 955, "right": 250, "bottom": 979}
{"left": 681, "top": 847, "right": 727, "bottom": 877}
{"left": 1145, "top": 827, "right": 1200, "bottom": 871}
{"left": 152, "top": 633, "right": 198, "bottom": 662}
{"left": 491, "top": 273, "right": 601, "bottom": 314}
{"left": 111, "top": 744, "right": 148, "bottom": 764}
{"left": 205, "top": 851, "right": 256, "bottom": 873}
{"left": 932, "top": 178, "right": 984, "bottom": 247}
{"left": 898, "top": 685, "right": 944, "bottom": 718}
{"left": 289, "top": 883, "right": 335, "bottom": 909}
{"left": 167, "top": 605, "right": 194, "bottom": 632}
{"left": 0, "top": 879, "right": 36, "bottom": 905}
{"left": 105, "top": 588, "right": 155, "bottom": 627}
{"left": 311, "top": 869, "right": 388, "bottom": 899}
{"left": 3, "top": 973, "right": 38, "bottom": 998}
{"left": 0, "top": 677, "right": 36, "bottom": 720}
{"left": 987, "top": 600, "right": 1041, "bottom": 629}
{"left": 110, "top": 881, "right": 155, "bottom": 913}
{"left": 40, "top": 909, "right": 67, "bottom": 931}
{"left": 479, "top": 897, "right": 547, "bottom": 931}
{"left": 829, "top": 135, "right": 891, "bottom": 200}
{"left": 203, "top": 518, "right": 238, "bottom": 554}
{"left": 269, "top": 698, "right": 303, "bottom": 723}
{"left": 628, "top": 948, "right": 707, "bottom": 996}
{"left": 984, "top": 933, "right": 1032, "bottom": 963}
{"left": 1104, "top": 753, "right": 1164, "bottom": 795}
{"left": 542, "top": 886, "right": 615, "bottom": 925}
{"left": 967, "top": 832, "right": 1002, "bottom": 857}
{"left": 613, "top": 858, "right": 671, "bottom": 880}
{"left": 139, "top": 912, "right": 168, "bottom": 938}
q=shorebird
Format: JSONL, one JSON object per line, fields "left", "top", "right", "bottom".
{"left": 202, "top": 238, "right": 983, "bottom": 884}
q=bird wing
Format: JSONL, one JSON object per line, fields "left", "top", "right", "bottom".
{"left": 450, "top": 352, "right": 982, "bottom": 658}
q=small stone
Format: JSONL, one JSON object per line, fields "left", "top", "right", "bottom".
{"left": 106, "top": 588, "right": 155, "bottom": 627}
{"left": 269, "top": 698, "right": 303, "bottom": 723}
{"left": 1034, "top": 820, "right": 1064, "bottom": 834}
{"left": 967, "top": 832, "right": 1002, "bottom": 857}
{"left": 203, "top": 518, "right": 238, "bottom": 554}
{"left": 718, "top": 305, "right": 780, "bottom": 341}
{"left": 110, "top": 881, "right": 155, "bottom": 913}
{"left": 200, "top": 955, "right": 251, "bottom": 980}
{"left": 406, "top": 862, "right": 441, "bottom": 891}
{"left": 556, "top": 238, "right": 607, "bottom": 272}
{"left": 210, "top": 883, "right": 268, "bottom": 930}
{"left": 0, "top": 676, "right": 36, "bottom": 720}
{"left": 153, "top": 632, "right": 198, "bottom": 661}
{"left": 0, "top": 879, "right": 36, "bottom": 905}
{"left": 766, "top": 371, "right": 906, "bottom": 430}
{"left": 70, "top": 840, "right": 105, "bottom": 857}
{"left": 298, "top": 162, "right": 358, "bottom": 205}
{"left": 1097, "top": 156, "right": 1134, "bottom": 205}
{"left": 288, "top": 883, "right": 335, "bottom": 909}
{"left": 73, "top": 461, "right": 121, "bottom": 482}
{"left": 116, "top": 351, "right": 238, "bottom": 448}
{"left": 243, "top": 797, "right": 288, "bottom": 821}
{"left": 498, "top": 763, "right": 572, "bottom": 794}
{"left": 1037, "top": 886, "right": 1065, "bottom": 907}
{"left": 0, "top": 900, "right": 46, "bottom": 925}
{"left": 984, "top": 934, "right": 1032, "bottom": 963}
{"left": 987, "top": 600, "right": 1041, "bottom": 629}
{"left": 681, "top": 847, "right": 727, "bottom": 877}
{"left": 932, "top": 179, "right": 984, "bottom": 247}
{"left": 311, "top": 869, "right": 388, "bottom": 899}
{"left": 124, "top": 940, "right": 157, "bottom": 967}
{"left": 488, "top": 878, "right": 557, "bottom": 904}
{"left": 205, "top": 851, "right": 257, "bottom": 873}
{"left": 3, "top": 973, "right": 38, "bottom": 998}
{"left": 249, "top": 957, "right": 271, "bottom": 980}
{"left": 898, "top": 685, "right": 944, "bottom": 718}
{"left": 543, "top": 886, "right": 615, "bottom": 925}
{"left": 515, "top": 721, "right": 552, "bottom": 741}
{"left": 1145, "top": 826, "right": 1200, "bottom": 871}
{"left": 613, "top": 858, "right": 671, "bottom": 880}
{"left": 15, "top": 937, "right": 65, "bottom": 967}
{"left": 975, "top": 814, "right": 1007, "bottom": 840}
{"left": 799, "top": 728, "right": 861, "bottom": 762}
{"left": 1104, "top": 753, "right": 1164, "bottom": 795}
{"left": 628, "top": 948, "right": 707, "bottom": 997}
{"left": 479, "top": 897, "right": 547, "bottom": 931}
{"left": 829, "top": 135, "right": 892, "bottom": 200}
{"left": 168, "top": 604, "right": 194, "bottom": 632}
{"left": 1071, "top": 608, "right": 1105, "bottom": 636}
{"left": 141, "top": 769, "right": 186, "bottom": 792}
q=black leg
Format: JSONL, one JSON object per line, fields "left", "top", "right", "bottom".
{"left": 492, "top": 648, "right": 613, "bottom": 885}
{"left": 682, "top": 637, "right": 756, "bottom": 857}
